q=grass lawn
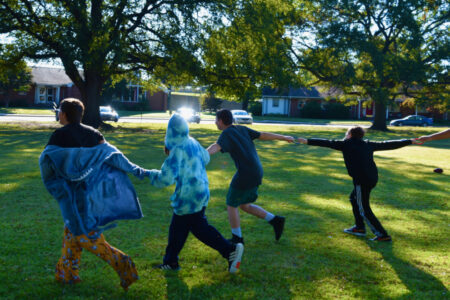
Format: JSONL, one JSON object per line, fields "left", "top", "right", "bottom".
{"left": 0, "top": 107, "right": 55, "bottom": 115}
{"left": 0, "top": 122, "right": 449, "bottom": 299}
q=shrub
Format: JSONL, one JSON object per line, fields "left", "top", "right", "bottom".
{"left": 201, "top": 95, "right": 222, "bottom": 112}
{"left": 9, "top": 98, "right": 30, "bottom": 107}
{"left": 300, "top": 101, "right": 323, "bottom": 118}
{"left": 111, "top": 100, "right": 150, "bottom": 111}
{"left": 323, "top": 102, "right": 350, "bottom": 119}
{"left": 248, "top": 101, "right": 262, "bottom": 116}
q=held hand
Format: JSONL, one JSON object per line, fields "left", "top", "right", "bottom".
{"left": 284, "top": 136, "right": 295, "bottom": 143}
{"left": 417, "top": 136, "right": 430, "bottom": 143}
{"left": 412, "top": 138, "right": 424, "bottom": 145}
{"left": 297, "top": 137, "right": 307, "bottom": 144}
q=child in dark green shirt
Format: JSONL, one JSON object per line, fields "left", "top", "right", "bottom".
{"left": 208, "top": 109, "right": 295, "bottom": 244}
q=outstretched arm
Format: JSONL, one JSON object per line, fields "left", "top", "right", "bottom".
{"left": 369, "top": 139, "right": 413, "bottom": 151}
{"left": 259, "top": 132, "right": 295, "bottom": 143}
{"left": 298, "top": 137, "right": 345, "bottom": 151}
{"left": 207, "top": 143, "right": 222, "bottom": 155}
{"left": 147, "top": 155, "right": 177, "bottom": 188}
{"left": 417, "top": 129, "right": 450, "bottom": 142}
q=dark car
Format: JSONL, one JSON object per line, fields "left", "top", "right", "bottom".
{"left": 389, "top": 115, "right": 433, "bottom": 127}
{"left": 54, "top": 105, "right": 119, "bottom": 122}
{"left": 176, "top": 107, "right": 201, "bottom": 123}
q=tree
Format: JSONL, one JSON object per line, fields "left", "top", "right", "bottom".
{"left": 200, "top": 93, "right": 222, "bottom": 112}
{"left": 200, "top": 0, "right": 298, "bottom": 110}
{"left": 286, "top": 0, "right": 449, "bottom": 130}
{"left": 0, "top": 0, "right": 227, "bottom": 127}
{"left": 0, "top": 47, "right": 31, "bottom": 107}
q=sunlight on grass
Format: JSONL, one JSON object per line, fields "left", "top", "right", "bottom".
{"left": 0, "top": 182, "right": 19, "bottom": 193}
{"left": 0, "top": 122, "right": 448, "bottom": 299}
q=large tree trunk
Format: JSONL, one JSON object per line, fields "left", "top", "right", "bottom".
{"left": 79, "top": 73, "right": 104, "bottom": 128}
{"left": 370, "top": 100, "right": 388, "bottom": 131}
{"left": 242, "top": 92, "right": 251, "bottom": 111}
{"left": 4, "top": 93, "right": 10, "bottom": 108}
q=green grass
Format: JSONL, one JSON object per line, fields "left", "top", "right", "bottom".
{"left": 0, "top": 107, "right": 54, "bottom": 115}
{"left": 0, "top": 122, "right": 449, "bottom": 299}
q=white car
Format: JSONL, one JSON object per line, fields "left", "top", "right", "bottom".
{"left": 231, "top": 110, "right": 253, "bottom": 125}
{"left": 99, "top": 106, "right": 119, "bottom": 122}
{"left": 54, "top": 105, "right": 119, "bottom": 122}
{"left": 176, "top": 107, "right": 201, "bottom": 123}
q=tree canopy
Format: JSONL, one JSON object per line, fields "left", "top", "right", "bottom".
{"left": 1, "top": 1, "right": 448, "bottom": 129}
{"left": 0, "top": 0, "right": 228, "bottom": 127}
{"left": 0, "top": 45, "right": 32, "bottom": 107}
{"left": 285, "top": 0, "right": 449, "bottom": 130}
{"left": 199, "top": 0, "right": 298, "bottom": 109}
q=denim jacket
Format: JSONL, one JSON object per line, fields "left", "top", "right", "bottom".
{"left": 39, "top": 142, "right": 146, "bottom": 237}
{"left": 147, "top": 113, "right": 210, "bottom": 215}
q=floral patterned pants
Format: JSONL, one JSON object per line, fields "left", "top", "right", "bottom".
{"left": 55, "top": 227, "right": 138, "bottom": 290}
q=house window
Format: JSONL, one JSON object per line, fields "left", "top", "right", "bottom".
{"left": 47, "top": 88, "right": 53, "bottom": 102}
{"left": 37, "top": 86, "right": 55, "bottom": 103}
{"left": 38, "top": 87, "right": 46, "bottom": 103}
{"left": 297, "top": 101, "right": 304, "bottom": 109}
{"left": 272, "top": 99, "right": 279, "bottom": 107}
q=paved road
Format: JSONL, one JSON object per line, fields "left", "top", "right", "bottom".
{"left": 0, "top": 113, "right": 368, "bottom": 128}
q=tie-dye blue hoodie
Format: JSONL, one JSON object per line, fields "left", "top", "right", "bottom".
{"left": 148, "top": 113, "right": 210, "bottom": 215}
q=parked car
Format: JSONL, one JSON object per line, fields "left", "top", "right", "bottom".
{"left": 177, "top": 107, "right": 201, "bottom": 123}
{"left": 231, "top": 110, "right": 253, "bottom": 125}
{"left": 54, "top": 105, "right": 119, "bottom": 122}
{"left": 389, "top": 115, "right": 433, "bottom": 127}
{"left": 99, "top": 106, "right": 119, "bottom": 122}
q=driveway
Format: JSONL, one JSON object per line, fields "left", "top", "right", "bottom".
{"left": 0, "top": 113, "right": 369, "bottom": 128}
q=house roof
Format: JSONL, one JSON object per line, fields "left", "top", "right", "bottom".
{"left": 262, "top": 87, "right": 322, "bottom": 98}
{"left": 31, "top": 66, "right": 73, "bottom": 86}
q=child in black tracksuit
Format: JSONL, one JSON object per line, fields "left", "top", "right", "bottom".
{"left": 298, "top": 126, "right": 416, "bottom": 241}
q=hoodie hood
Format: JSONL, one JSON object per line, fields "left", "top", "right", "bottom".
{"left": 165, "top": 113, "right": 189, "bottom": 150}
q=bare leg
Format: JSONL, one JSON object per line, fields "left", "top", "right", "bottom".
{"left": 240, "top": 203, "right": 268, "bottom": 219}
{"left": 227, "top": 205, "right": 241, "bottom": 228}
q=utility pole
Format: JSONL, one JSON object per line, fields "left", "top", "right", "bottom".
{"left": 168, "top": 85, "right": 172, "bottom": 115}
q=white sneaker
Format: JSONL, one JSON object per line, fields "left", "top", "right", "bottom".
{"left": 228, "top": 243, "right": 244, "bottom": 273}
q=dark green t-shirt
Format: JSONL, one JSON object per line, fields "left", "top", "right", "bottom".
{"left": 217, "top": 125, "right": 263, "bottom": 189}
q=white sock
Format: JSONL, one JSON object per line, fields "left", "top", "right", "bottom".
{"left": 231, "top": 227, "right": 242, "bottom": 237}
{"left": 265, "top": 213, "right": 275, "bottom": 222}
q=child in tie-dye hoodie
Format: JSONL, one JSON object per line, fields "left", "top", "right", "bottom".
{"left": 147, "top": 113, "right": 244, "bottom": 273}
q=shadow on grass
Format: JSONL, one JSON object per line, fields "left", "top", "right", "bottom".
{"left": 164, "top": 272, "right": 190, "bottom": 300}
{"left": 163, "top": 268, "right": 295, "bottom": 299}
{"left": 367, "top": 242, "right": 449, "bottom": 299}
{"left": 1, "top": 123, "right": 448, "bottom": 298}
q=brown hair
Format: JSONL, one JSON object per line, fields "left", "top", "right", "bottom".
{"left": 60, "top": 98, "right": 84, "bottom": 124}
{"left": 348, "top": 126, "right": 365, "bottom": 139}
{"left": 216, "top": 109, "right": 233, "bottom": 126}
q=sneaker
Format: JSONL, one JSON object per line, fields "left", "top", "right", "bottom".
{"left": 343, "top": 225, "right": 366, "bottom": 237}
{"left": 370, "top": 235, "right": 392, "bottom": 242}
{"left": 228, "top": 243, "right": 244, "bottom": 273}
{"left": 269, "top": 216, "right": 285, "bottom": 241}
{"left": 153, "top": 262, "right": 180, "bottom": 271}
{"left": 228, "top": 234, "right": 244, "bottom": 245}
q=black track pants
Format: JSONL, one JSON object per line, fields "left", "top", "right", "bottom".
{"left": 349, "top": 184, "right": 388, "bottom": 237}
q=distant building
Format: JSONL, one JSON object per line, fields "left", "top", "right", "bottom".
{"left": 0, "top": 66, "right": 81, "bottom": 107}
{"left": 262, "top": 86, "right": 376, "bottom": 119}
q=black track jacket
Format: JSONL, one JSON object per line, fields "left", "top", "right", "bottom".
{"left": 307, "top": 137, "right": 412, "bottom": 186}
